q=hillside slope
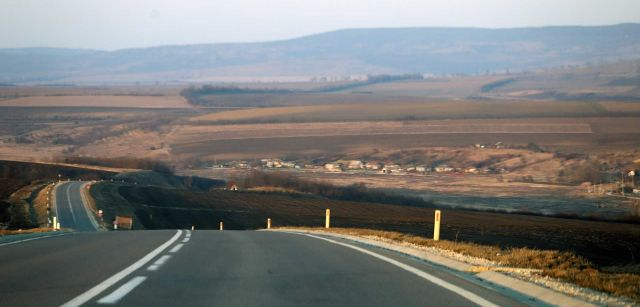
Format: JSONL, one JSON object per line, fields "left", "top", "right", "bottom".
{"left": 1, "top": 24, "right": 639, "bottom": 84}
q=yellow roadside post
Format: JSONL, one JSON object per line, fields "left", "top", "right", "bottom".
{"left": 433, "top": 210, "right": 441, "bottom": 241}
{"left": 325, "top": 209, "right": 331, "bottom": 229}
{"left": 267, "top": 218, "right": 271, "bottom": 229}
{"left": 219, "top": 222, "right": 224, "bottom": 231}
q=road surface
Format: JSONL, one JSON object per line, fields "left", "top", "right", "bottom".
{"left": 55, "top": 181, "right": 99, "bottom": 231}
{"left": 0, "top": 230, "right": 530, "bottom": 307}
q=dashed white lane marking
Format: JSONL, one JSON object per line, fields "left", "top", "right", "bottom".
{"left": 301, "top": 233, "right": 499, "bottom": 307}
{"left": 147, "top": 255, "right": 172, "bottom": 271}
{"left": 146, "top": 264, "right": 160, "bottom": 271}
{"left": 97, "top": 276, "right": 147, "bottom": 305}
{"left": 155, "top": 255, "right": 171, "bottom": 265}
{"left": 169, "top": 243, "right": 184, "bottom": 253}
{"left": 181, "top": 237, "right": 190, "bottom": 243}
{"left": 60, "top": 230, "right": 183, "bottom": 307}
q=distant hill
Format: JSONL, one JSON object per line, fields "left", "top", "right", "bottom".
{"left": 1, "top": 24, "right": 639, "bottom": 84}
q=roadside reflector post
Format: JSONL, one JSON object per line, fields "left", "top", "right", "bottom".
{"left": 56, "top": 222, "right": 60, "bottom": 230}
{"left": 325, "top": 209, "right": 331, "bottom": 229}
{"left": 191, "top": 225, "right": 194, "bottom": 231}
{"left": 52, "top": 216, "right": 57, "bottom": 230}
{"left": 267, "top": 218, "right": 271, "bottom": 229}
{"left": 219, "top": 222, "right": 224, "bottom": 231}
{"left": 433, "top": 210, "right": 441, "bottom": 241}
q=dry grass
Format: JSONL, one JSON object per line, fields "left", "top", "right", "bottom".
{"left": 281, "top": 227, "right": 640, "bottom": 302}
{"left": 32, "top": 183, "right": 54, "bottom": 227}
{"left": 0, "top": 227, "right": 56, "bottom": 235}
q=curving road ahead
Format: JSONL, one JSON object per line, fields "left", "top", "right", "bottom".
{"left": 0, "top": 230, "right": 531, "bottom": 307}
{"left": 55, "top": 181, "right": 99, "bottom": 232}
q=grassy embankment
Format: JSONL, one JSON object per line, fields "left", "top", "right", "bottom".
{"left": 0, "top": 160, "right": 117, "bottom": 230}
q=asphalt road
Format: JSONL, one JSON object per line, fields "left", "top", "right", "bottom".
{"left": 0, "top": 230, "right": 530, "bottom": 307}
{"left": 55, "top": 181, "right": 98, "bottom": 232}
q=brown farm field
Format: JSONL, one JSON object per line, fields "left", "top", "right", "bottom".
{"left": 169, "top": 117, "right": 640, "bottom": 160}
{"left": 190, "top": 100, "right": 640, "bottom": 123}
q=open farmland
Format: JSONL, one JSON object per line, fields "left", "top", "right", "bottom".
{"left": 169, "top": 117, "right": 640, "bottom": 160}
{"left": 190, "top": 100, "right": 640, "bottom": 123}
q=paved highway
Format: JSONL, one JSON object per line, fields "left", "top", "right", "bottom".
{"left": 0, "top": 230, "right": 530, "bottom": 307}
{"left": 55, "top": 181, "right": 99, "bottom": 231}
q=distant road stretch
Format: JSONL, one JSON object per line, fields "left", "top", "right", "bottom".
{"left": 0, "top": 230, "right": 527, "bottom": 307}
{"left": 55, "top": 181, "right": 99, "bottom": 231}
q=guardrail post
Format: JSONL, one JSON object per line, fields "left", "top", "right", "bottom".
{"left": 325, "top": 209, "right": 330, "bottom": 229}
{"left": 433, "top": 210, "right": 441, "bottom": 241}
{"left": 267, "top": 218, "right": 271, "bottom": 229}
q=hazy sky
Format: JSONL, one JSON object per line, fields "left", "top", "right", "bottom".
{"left": 1, "top": 0, "right": 639, "bottom": 50}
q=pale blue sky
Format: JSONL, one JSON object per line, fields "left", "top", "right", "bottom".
{"left": 1, "top": 0, "right": 638, "bottom": 50}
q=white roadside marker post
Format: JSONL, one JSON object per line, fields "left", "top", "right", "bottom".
{"left": 191, "top": 225, "right": 194, "bottom": 231}
{"left": 52, "top": 216, "right": 57, "bottom": 230}
{"left": 434, "top": 210, "right": 441, "bottom": 241}
{"left": 325, "top": 209, "right": 331, "bottom": 229}
{"left": 56, "top": 222, "right": 61, "bottom": 230}
{"left": 267, "top": 218, "right": 271, "bottom": 229}
{"left": 219, "top": 222, "right": 223, "bottom": 231}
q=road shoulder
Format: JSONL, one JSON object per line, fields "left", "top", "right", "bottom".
{"left": 271, "top": 229, "right": 596, "bottom": 307}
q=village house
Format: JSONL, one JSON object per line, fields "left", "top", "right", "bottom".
{"left": 415, "top": 166, "right": 427, "bottom": 172}
{"left": 434, "top": 165, "right": 454, "bottom": 173}
{"left": 324, "top": 163, "right": 342, "bottom": 172}
{"left": 465, "top": 167, "right": 479, "bottom": 174}
{"left": 261, "top": 158, "right": 283, "bottom": 168}
{"left": 364, "top": 162, "right": 382, "bottom": 170}
{"left": 225, "top": 182, "right": 239, "bottom": 191}
{"left": 347, "top": 160, "right": 364, "bottom": 169}
{"left": 381, "top": 164, "right": 402, "bottom": 174}
{"left": 281, "top": 161, "right": 296, "bottom": 168}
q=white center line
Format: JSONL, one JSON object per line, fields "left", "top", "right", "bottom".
{"left": 169, "top": 243, "right": 184, "bottom": 253}
{"left": 147, "top": 255, "right": 172, "bottom": 271}
{"left": 97, "top": 276, "right": 147, "bottom": 305}
{"left": 0, "top": 233, "right": 67, "bottom": 247}
{"left": 154, "top": 255, "right": 171, "bottom": 265}
{"left": 65, "top": 183, "right": 77, "bottom": 223}
{"left": 60, "top": 230, "right": 182, "bottom": 307}
{"left": 301, "top": 233, "right": 499, "bottom": 307}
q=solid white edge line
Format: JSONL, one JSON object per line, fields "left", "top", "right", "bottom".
{"left": 96, "top": 276, "right": 147, "bottom": 304}
{"left": 78, "top": 182, "right": 101, "bottom": 231}
{"left": 60, "top": 230, "right": 183, "bottom": 307}
{"left": 0, "top": 233, "right": 67, "bottom": 247}
{"left": 169, "top": 243, "right": 184, "bottom": 253}
{"left": 301, "top": 233, "right": 499, "bottom": 307}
